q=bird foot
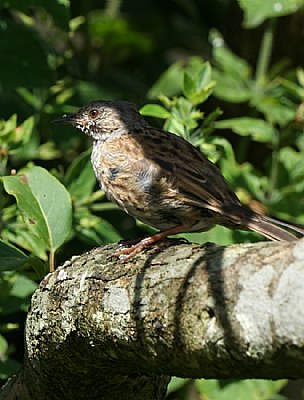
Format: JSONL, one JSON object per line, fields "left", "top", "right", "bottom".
{"left": 113, "top": 225, "right": 187, "bottom": 262}
{"left": 114, "top": 237, "right": 155, "bottom": 262}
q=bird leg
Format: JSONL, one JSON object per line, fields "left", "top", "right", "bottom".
{"left": 114, "top": 225, "right": 187, "bottom": 261}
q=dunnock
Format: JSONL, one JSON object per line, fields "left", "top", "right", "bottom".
{"left": 54, "top": 100, "right": 303, "bottom": 260}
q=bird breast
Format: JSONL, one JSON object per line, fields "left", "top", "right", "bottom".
{"left": 90, "top": 137, "right": 196, "bottom": 230}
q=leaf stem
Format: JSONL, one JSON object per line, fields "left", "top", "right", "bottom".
{"left": 266, "top": 131, "right": 280, "bottom": 203}
{"left": 0, "top": 155, "right": 8, "bottom": 234}
{"left": 104, "top": 0, "right": 121, "bottom": 17}
{"left": 255, "top": 19, "right": 277, "bottom": 89}
{"left": 49, "top": 250, "right": 55, "bottom": 273}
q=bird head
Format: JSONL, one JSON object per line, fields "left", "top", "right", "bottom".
{"left": 53, "top": 100, "right": 148, "bottom": 141}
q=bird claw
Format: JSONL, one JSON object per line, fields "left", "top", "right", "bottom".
{"left": 113, "top": 226, "right": 188, "bottom": 262}
{"left": 113, "top": 244, "right": 143, "bottom": 262}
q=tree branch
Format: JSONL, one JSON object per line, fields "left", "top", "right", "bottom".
{"left": 1, "top": 238, "right": 304, "bottom": 400}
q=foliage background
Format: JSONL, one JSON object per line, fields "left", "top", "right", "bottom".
{"left": 0, "top": 0, "right": 304, "bottom": 398}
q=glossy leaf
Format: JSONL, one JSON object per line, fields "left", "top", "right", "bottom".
{"left": 0, "top": 240, "right": 28, "bottom": 272}
{"left": 10, "top": 275, "right": 38, "bottom": 299}
{"left": 2, "top": 167, "right": 72, "bottom": 253}
{"left": 213, "top": 43, "right": 252, "bottom": 80}
{"left": 254, "top": 97, "right": 296, "bottom": 126}
{"left": 0, "top": 274, "right": 38, "bottom": 314}
{"left": 75, "top": 207, "right": 122, "bottom": 244}
{"left": 211, "top": 36, "right": 253, "bottom": 103}
{"left": 197, "top": 62, "right": 213, "bottom": 90}
{"left": 65, "top": 148, "right": 97, "bottom": 201}
{"left": 183, "top": 72, "right": 196, "bottom": 99}
{"left": 212, "top": 69, "right": 253, "bottom": 103}
{"left": 140, "top": 104, "right": 171, "bottom": 119}
{"left": 183, "top": 69, "right": 215, "bottom": 105}
{"left": 238, "top": 0, "right": 304, "bottom": 27}
{"left": 215, "top": 117, "right": 276, "bottom": 143}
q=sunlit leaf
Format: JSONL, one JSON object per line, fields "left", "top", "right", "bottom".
{"left": 140, "top": 104, "right": 171, "bottom": 119}
{"left": 255, "top": 98, "right": 296, "bottom": 126}
{"left": 183, "top": 72, "right": 196, "bottom": 99}
{"left": 213, "top": 42, "right": 252, "bottom": 80}
{"left": 238, "top": 0, "right": 304, "bottom": 27}
{"left": 215, "top": 117, "right": 276, "bottom": 143}
{"left": 195, "top": 379, "right": 288, "bottom": 400}
{"left": 2, "top": 167, "right": 72, "bottom": 259}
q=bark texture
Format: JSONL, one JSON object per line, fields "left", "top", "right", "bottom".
{"left": 1, "top": 238, "right": 304, "bottom": 400}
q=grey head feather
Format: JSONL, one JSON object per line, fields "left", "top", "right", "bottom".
{"left": 74, "top": 100, "right": 149, "bottom": 141}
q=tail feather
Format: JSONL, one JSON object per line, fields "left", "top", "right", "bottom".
{"left": 222, "top": 205, "right": 303, "bottom": 242}
{"left": 245, "top": 218, "right": 297, "bottom": 242}
{"left": 262, "top": 215, "right": 304, "bottom": 236}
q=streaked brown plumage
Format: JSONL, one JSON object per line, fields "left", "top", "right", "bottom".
{"left": 54, "top": 100, "right": 304, "bottom": 260}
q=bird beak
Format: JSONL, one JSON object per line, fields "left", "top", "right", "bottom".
{"left": 52, "top": 113, "right": 79, "bottom": 125}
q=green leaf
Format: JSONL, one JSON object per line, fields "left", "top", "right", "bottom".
{"left": 0, "top": 115, "right": 34, "bottom": 158}
{"left": 183, "top": 67, "right": 216, "bottom": 105}
{"left": 215, "top": 117, "right": 276, "bottom": 143}
{"left": 88, "top": 13, "right": 152, "bottom": 53}
{"left": 211, "top": 35, "right": 253, "bottom": 103}
{"left": 91, "top": 218, "right": 122, "bottom": 243}
{"left": 0, "top": 335, "right": 8, "bottom": 358}
{"left": 65, "top": 148, "right": 97, "bottom": 201}
{"left": 237, "top": 0, "right": 304, "bottom": 27}
{"left": 0, "top": 273, "right": 38, "bottom": 315}
{"left": 254, "top": 97, "right": 296, "bottom": 126}
{"left": 2, "top": 166, "right": 72, "bottom": 254}
{"left": 297, "top": 68, "right": 304, "bottom": 88}
{"left": 4, "top": 228, "right": 48, "bottom": 261}
{"left": 0, "top": 115, "right": 16, "bottom": 152}
{"left": 0, "top": 22, "right": 52, "bottom": 89}
{"left": 147, "top": 62, "right": 184, "bottom": 99}
{"left": 182, "top": 225, "right": 235, "bottom": 246}
{"left": 167, "top": 377, "right": 190, "bottom": 394}
{"left": 4, "top": 0, "right": 70, "bottom": 31}
{"left": 183, "top": 72, "right": 196, "bottom": 99}
{"left": 196, "top": 62, "right": 213, "bottom": 90}
{"left": 140, "top": 104, "right": 171, "bottom": 119}
{"left": 213, "top": 43, "right": 252, "bottom": 81}
{"left": 10, "top": 275, "right": 38, "bottom": 298}
{"left": 0, "top": 240, "right": 28, "bottom": 272}
{"left": 75, "top": 206, "right": 122, "bottom": 244}
{"left": 195, "top": 379, "right": 288, "bottom": 400}
{"left": 212, "top": 71, "right": 253, "bottom": 103}
{"left": 279, "top": 147, "right": 304, "bottom": 181}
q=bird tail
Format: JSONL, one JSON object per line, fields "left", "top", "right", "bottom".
{"left": 245, "top": 216, "right": 298, "bottom": 241}
{"left": 223, "top": 205, "right": 304, "bottom": 242}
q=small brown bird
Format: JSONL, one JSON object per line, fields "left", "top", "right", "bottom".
{"left": 54, "top": 100, "right": 303, "bottom": 260}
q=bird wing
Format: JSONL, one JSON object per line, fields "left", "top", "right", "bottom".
{"left": 132, "top": 129, "right": 303, "bottom": 239}
{"left": 102, "top": 128, "right": 303, "bottom": 240}
{"left": 131, "top": 128, "right": 241, "bottom": 213}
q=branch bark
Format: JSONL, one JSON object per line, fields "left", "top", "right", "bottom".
{"left": 1, "top": 238, "right": 304, "bottom": 400}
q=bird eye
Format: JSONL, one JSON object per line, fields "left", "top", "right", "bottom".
{"left": 89, "top": 109, "right": 99, "bottom": 119}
